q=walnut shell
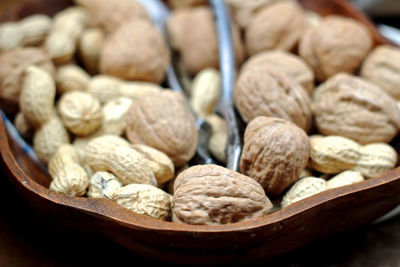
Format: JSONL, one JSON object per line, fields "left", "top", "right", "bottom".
{"left": 245, "top": 1, "right": 308, "bottom": 56}
{"left": 313, "top": 73, "right": 400, "bottom": 144}
{"left": 126, "top": 90, "right": 198, "bottom": 167}
{"left": 240, "top": 50, "right": 315, "bottom": 94}
{"left": 361, "top": 45, "right": 400, "bottom": 100}
{"left": 234, "top": 66, "right": 312, "bottom": 132}
{"left": 0, "top": 48, "right": 55, "bottom": 113}
{"left": 167, "top": 7, "right": 244, "bottom": 76}
{"left": 100, "top": 19, "right": 170, "bottom": 84}
{"left": 299, "top": 16, "right": 372, "bottom": 82}
{"left": 173, "top": 164, "right": 273, "bottom": 225}
{"left": 240, "top": 116, "right": 310, "bottom": 196}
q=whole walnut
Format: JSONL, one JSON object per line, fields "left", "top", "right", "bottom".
{"left": 100, "top": 19, "right": 170, "bottom": 84}
{"left": 313, "top": 73, "right": 400, "bottom": 144}
{"left": 83, "top": 0, "right": 149, "bottom": 34}
{"left": 234, "top": 66, "right": 312, "bottom": 132}
{"left": 361, "top": 45, "right": 400, "bottom": 100}
{"left": 126, "top": 90, "right": 197, "bottom": 167}
{"left": 299, "top": 16, "right": 372, "bottom": 82}
{"left": 245, "top": 1, "right": 308, "bottom": 56}
{"left": 241, "top": 50, "right": 315, "bottom": 94}
{"left": 0, "top": 48, "right": 55, "bottom": 113}
{"left": 173, "top": 164, "right": 273, "bottom": 225}
{"left": 167, "top": 7, "right": 244, "bottom": 76}
{"left": 240, "top": 116, "right": 310, "bottom": 196}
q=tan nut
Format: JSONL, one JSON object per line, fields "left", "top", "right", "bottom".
{"left": 114, "top": 184, "right": 172, "bottom": 221}
{"left": 190, "top": 68, "right": 221, "bottom": 118}
{"left": 240, "top": 116, "right": 310, "bottom": 196}
{"left": 205, "top": 114, "right": 227, "bottom": 163}
{"left": 87, "top": 171, "right": 122, "bottom": 199}
{"left": 173, "top": 164, "right": 273, "bottom": 225}
{"left": 55, "top": 64, "right": 91, "bottom": 94}
{"left": 48, "top": 144, "right": 79, "bottom": 178}
{"left": 50, "top": 163, "right": 89, "bottom": 197}
{"left": 58, "top": 91, "right": 102, "bottom": 136}
{"left": 78, "top": 28, "right": 105, "bottom": 75}
{"left": 14, "top": 112, "right": 33, "bottom": 140}
{"left": 0, "top": 23, "right": 23, "bottom": 52}
{"left": 18, "top": 14, "right": 52, "bottom": 46}
{"left": 167, "top": 0, "right": 207, "bottom": 9}
{"left": 281, "top": 177, "right": 327, "bottom": 208}
{"left": 326, "top": 170, "right": 364, "bottom": 190}
{"left": 100, "top": 97, "right": 132, "bottom": 135}
{"left": 20, "top": 66, "right": 56, "bottom": 128}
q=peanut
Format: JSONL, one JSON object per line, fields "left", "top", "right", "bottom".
{"left": 18, "top": 14, "right": 52, "bottom": 46}
{"left": 50, "top": 163, "right": 89, "bottom": 197}
{"left": 48, "top": 144, "right": 79, "bottom": 177}
{"left": 326, "top": 170, "right": 364, "bottom": 190}
{"left": 87, "top": 171, "right": 122, "bottom": 199}
{"left": 14, "top": 112, "right": 33, "bottom": 140}
{"left": 78, "top": 28, "right": 105, "bottom": 75}
{"left": 55, "top": 64, "right": 91, "bottom": 94}
{"left": 0, "top": 23, "right": 23, "bottom": 52}
{"left": 205, "top": 114, "right": 227, "bottom": 163}
{"left": 100, "top": 97, "right": 132, "bottom": 136}
{"left": 281, "top": 177, "right": 327, "bottom": 208}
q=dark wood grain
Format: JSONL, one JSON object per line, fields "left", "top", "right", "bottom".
{"left": 1, "top": 0, "right": 400, "bottom": 264}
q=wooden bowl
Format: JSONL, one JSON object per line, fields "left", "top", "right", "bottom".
{"left": 1, "top": 0, "right": 400, "bottom": 264}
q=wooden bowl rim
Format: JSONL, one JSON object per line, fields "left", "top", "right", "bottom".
{"left": 2, "top": 115, "right": 400, "bottom": 232}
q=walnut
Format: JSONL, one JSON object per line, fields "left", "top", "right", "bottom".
{"left": 313, "top": 73, "right": 400, "bottom": 144}
{"left": 299, "top": 16, "right": 372, "bottom": 82}
{"left": 126, "top": 90, "right": 198, "bottom": 167}
{"left": 100, "top": 19, "right": 170, "bottom": 84}
{"left": 0, "top": 48, "right": 55, "bottom": 113}
{"left": 240, "top": 50, "right": 315, "bottom": 94}
{"left": 361, "top": 45, "right": 400, "bottom": 100}
{"left": 172, "top": 164, "right": 273, "bottom": 225}
{"left": 167, "top": 7, "right": 244, "bottom": 76}
{"left": 240, "top": 116, "right": 310, "bottom": 196}
{"left": 234, "top": 66, "right": 312, "bottom": 132}
{"left": 245, "top": 1, "right": 308, "bottom": 56}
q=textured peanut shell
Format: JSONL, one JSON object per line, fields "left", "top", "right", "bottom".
{"left": 240, "top": 50, "right": 315, "bottom": 94}
{"left": 114, "top": 184, "right": 172, "bottom": 221}
{"left": 326, "top": 170, "right": 364, "bottom": 190}
{"left": 240, "top": 117, "right": 310, "bottom": 196}
{"left": 50, "top": 163, "right": 89, "bottom": 197}
{"left": 126, "top": 90, "right": 198, "bottom": 167}
{"left": 18, "top": 14, "right": 52, "bottom": 46}
{"left": 78, "top": 28, "right": 105, "bottom": 75}
{"left": 0, "top": 23, "right": 23, "bottom": 52}
{"left": 281, "top": 177, "right": 327, "bottom": 208}
{"left": 167, "top": 7, "right": 244, "bottom": 75}
{"left": 245, "top": 1, "right": 308, "bottom": 55}
{"left": 234, "top": 67, "right": 312, "bottom": 132}
{"left": 0, "top": 48, "right": 55, "bottom": 113}
{"left": 173, "top": 164, "right": 273, "bottom": 225}
{"left": 299, "top": 16, "right": 372, "bottom": 82}
{"left": 55, "top": 64, "right": 91, "bottom": 94}
{"left": 206, "top": 114, "right": 227, "bottom": 163}
{"left": 14, "top": 112, "right": 33, "bottom": 140}
{"left": 100, "top": 19, "right": 170, "bottom": 84}
{"left": 48, "top": 144, "right": 79, "bottom": 178}
{"left": 87, "top": 171, "right": 122, "bottom": 199}
{"left": 361, "top": 45, "right": 400, "bottom": 100}
{"left": 100, "top": 97, "right": 132, "bottom": 136}
{"left": 313, "top": 73, "right": 400, "bottom": 144}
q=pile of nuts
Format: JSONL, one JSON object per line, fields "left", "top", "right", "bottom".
{"left": 1, "top": 0, "right": 399, "bottom": 225}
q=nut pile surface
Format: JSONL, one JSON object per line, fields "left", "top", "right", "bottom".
{"left": 2, "top": 0, "right": 400, "bottom": 225}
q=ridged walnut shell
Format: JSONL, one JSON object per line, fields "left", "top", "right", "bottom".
{"left": 126, "top": 90, "right": 198, "bottom": 167}
{"left": 234, "top": 66, "right": 312, "bottom": 132}
{"left": 245, "top": 1, "right": 308, "bottom": 56}
{"left": 167, "top": 7, "right": 244, "bottom": 76}
{"left": 299, "top": 16, "right": 372, "bottom": 82}
{"left": 361, "top": 45, "right": 400, "bottom": 100}
{"left": 173, "top": 164, "right": 273, "bottom": 225}
{"left": 240, "top": 116, "right": 310, "bottom": 196}
{"left": 313, "top": 73, "right": 400, "bottom": 144}
{"left": 0, "top": 48, "right": 55, "bottom": 113}
{"left": 100, "top": 19, "right": 170, "bottom": 84}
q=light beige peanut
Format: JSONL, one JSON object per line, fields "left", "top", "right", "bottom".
{"left": 309, "top": 135, "right": 362, "bottom": 174}
{"left": 190, "top": 68, "right": 221, "bottom": 118}
{"left": 44, "top": 32, "right": 75, "bottom": 64}
{"left": 281, "top": 177, "right": 327, "bottom": 208}
{"left": 0, "top": 23, "right": 23, "bottom": 52}
{"left": 58, "top": 91, "right": 102, "bottom": 136}
{"left": 353, "top": 143, "right": 397, "bottom": 178}
{"left": 20, "top": 66, "right": 56, "bottom": 128}
{"left": 14, "top": 112, "right": 33, "bottom": 140}
{"left": 87, "top": 75, "right": 162, "bottom": 104}
{"left": 299, "top": 169, "right": 313, "bottom": 178}
{"left": 48, "top": 144, "right": 79, "bottom": 178}
{"left": 18, "top": 14, "right": 52, "bottom": 46}
{"left": 33, "top": 116, "right": 70, "bottom": 164}
{"left": 55, "top": 64, "right": 91, "bottom": 94}
{"left": 326, "top": 170, "right": 364, "bottom": 190}
{"left": 72, "top": 134, "right": 103, "bottom": 164}
{"left": 49, "top": 163, "right": 89, "bottom": 197}
{"left": 78, "top": 28, "right": 105, "bottom": 75}
{"left": 205, "top": 114, "right": 227, "bottom": 163}
{"left": 114, "top": 184, "right": 172, "bottom": 221}
{"left": 131, "top": 144, "right": 175, "bottom": 184}
{"left": 87, "top": 171, "right": 122, "bottom": 199}
{"left": 100, "top": 97, "right": 133, "bottom": 136}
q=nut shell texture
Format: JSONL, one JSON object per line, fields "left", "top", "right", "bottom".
{"left": 100, "top": 19, "right": 170, "bottom": 84}
{"left": 240, "top": 117, "right": 310, "bottom": 196}
{"left": 313, "top": 73, "right": 400, "bottom": 144}
{"left": 281, "top": 177, "right": 327, "bottom": 208}
{"left": 87, "top": 171, "right": 122, "bottom": 199}
{"left": 234, "top": 67, "right": 312, "bottom": 132}
{"left": 173, "top": 164, "right": 272, "bottom": 225}
{"left": 299, "top": 16, "right": 372, "bottom": 82}
{"left": 326, "top": 170, "right": 364, "bottom": 190}
{"left": 126, "top": 90, "right": 198, "bottom": 167}
{"left": 50, "top": 163, "right": 89, "bottom": 197}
